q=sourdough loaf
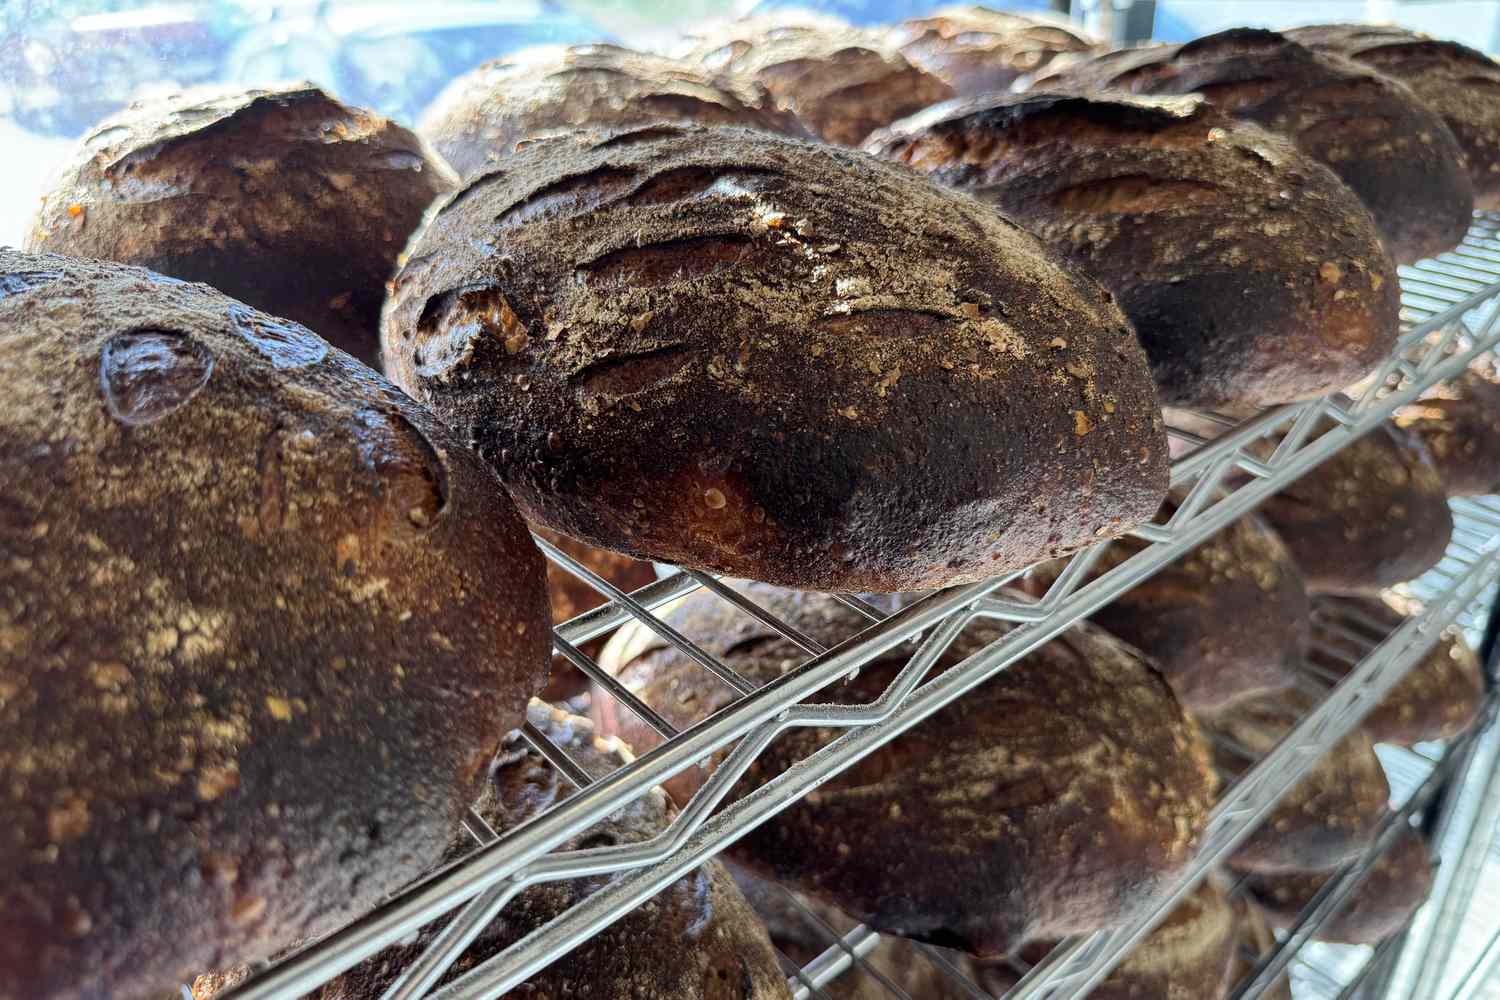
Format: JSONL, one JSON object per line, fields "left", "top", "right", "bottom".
{"left": 418, "top": 44, "right": 807, "bottom": 180}
{"left": 383, "top": 124, "right": 1169, "bottom": 591}
{"left": 0, "top": 252, "right": 551, "bottom": 1000}
{"left": 590, "top": 583, "right": 1216, "bottom": 956}
{"left": 867, "top": 92, "right": 1400, "bottom": 408}
{"left": 1396, "top": 364, "right": 1500, "bottom": 497}
{"left": 677, "top": 17, "right": 954, "bottom": 145}
{"left": 887, "top": 6, "right": 1099, "bottom": 97}
{"left": 27, "top": 85, "right": 455, "bottom": 368}
{"left": 309, "top": 704, "right": 791, "bottom": 1000}
{"left": 1286, "top": 24, "right": 1500, "bottom": 210}
{"left": 1032, "top": 28, "right": 1474, "bottom": 264}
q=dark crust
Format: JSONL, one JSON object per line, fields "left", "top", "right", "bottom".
{"left": 1309, "top": 594, "right": 1483, "bottom": 746}
{"left": 887, "top": 6, "right": 1098, "bottom": 98}
{"left": 1211, "top": 695, "right": 1390, "bottom": 874}
{"left": 417, "top": 43, "right": 810, "bottom": 181}
{"left": 310, "top": 704, "right": 791, "bottom": 1000}
{"left": 1249, "top": 419, "right": 1453, "bottom": 596}
{"left": 1395, "top": 364, "right": 1500, "bottom": 496}
{"left": 678, "top": 18, "right": 955, "bottom": 146}
{"left": 973, "top": 881, "right": 1237, "bottom": 999}
{"left": 25, "top": 84, "right": 457, "bottom": 369}
{"left": 1286, "top": 24, "right": 1500, "bottom": 210}
{"left": 0, "top": 251, "right": 551, "bottom": 1000}
{"left": 1245, "top": 825, "right": 1433, "bottom": 944}
{"left": 1032, "top": 28, "right": 1475, "bottom": 264}
{"left": 1025, "top": 505, "right": 1309, "bottom": 711}
{"left": 866, "top": 91, "right": 1401, "bottom": 408}
{"left": 382, "top": 123, "right": 1169, "bottom": 592}
{"left": 589, "top": 583, "right": 1217, "bottom": 956}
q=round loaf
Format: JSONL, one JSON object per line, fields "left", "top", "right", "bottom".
{"left": 382, "top": 123, "right": 1169, "bottom": 592}
{"left": 0, "top": 251, "right": 551, "bottom": 1000}
{"left": 1025, "top": 503, "right": 1309, "bottom": 711}
{"left": 1210, "top": 695, "right": 1390, "bottom": 874}
{"left": 1396, "top": 364, "right": 1500, "bottom": 497}
{"left": 418, "top": 44, "right": 807, "bottom": 181}
{"left": 974, "top": 881, "right": 1237, "bottom": 999}
{"left": 1286, "top": 24, "right": 1500, "bottom": 210}
{"left": 1308, "top": 594, "right": 1483, "bottom": 745}
{"left": 677, "top": 18, "right": 954, "bottom": 146}
{"left": 1032, "top": 28, "right": 1475, "bottom": 264}
{"left": 1244, "top": 823, "right": 1433, "bottom": 944}
{"left": 867, "top": 92, "right": 1401, "bottom": 409}
{"left": 590, "top": 583, "right": 1217, "bottom": 957}
{"left": 310, "top": 703, "right": 791, "bottom": 1000}
{"left": 887, "top": 6, "right": 1099, "bottom": 97}
{"left": 26, "top": 85, "right": 456, "bottom": 369}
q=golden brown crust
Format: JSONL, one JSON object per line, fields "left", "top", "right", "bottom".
{"left": 1308, "top": 594, "right": 1482, "bottom": 745}
{"left": 1244, "top": 824, "right": 1433, "bottom": 944}
{"left": 867, "top": 92, "right": 1400, "bottom": 408}
{"left": 1395, "top": 364, "right": 1500, "bottom": 496}
{"left": 678, "top": 18, "right": 954, "bottom": 146}
{"left": 590, "top": 583, "right": 1216, "bottom": 957}
{"left": 26, "top": 85, "right": 456, "bottom": 368}
{"left": 887, "top": 6, "right": 1099, "bottom": 98}
{"left": 1286, "top": 24, "right": 1500, "bottom": 210}
{"left": 1033, "top": 28, "right": 1475, "bottom": 264}
{"left": 1025, "top": 504, "right": 1309, "bottom": 711}
{"left": 0, "top": 251, "right": 551, "bottom": 1000}
{"left": 382, "top": 123, "right": 1169, "bottom": 592}
{"left": 418, "top": 44, "right": 809, "bottom": 181}
{"left": 311, "top": 704, "right": 791, "bottom": 1000}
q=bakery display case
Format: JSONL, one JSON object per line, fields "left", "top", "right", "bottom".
{"left": 6, "top": 3, "right": 1500, "bottom": 1000}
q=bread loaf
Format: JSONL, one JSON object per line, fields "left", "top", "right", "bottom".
{"left": 1032, "top": 28, "right": 1475, "bottom": 264}
{"left": 867, "top": 92, "right": 1401, "bottom": 409}
{"left": 590, "top": 583, "right": 1216, "bottom": 957}
{"left": 383, "top": 124, "right": 1169, "bottom": 592}
{"left": 310, "top": 704, "right": 791, "bottom": 1000}
{"left": 974, "top": 881, "right": 1237, "bottom": 999}
{"left": 1244, "top": 823, "right": 1433, "bottom": 944}
{"left": 1309, "top": 594, "right": 1483, "bottom": 745}
{"left": 27, "top": 85, "right": 456, "bottom": 369}
{"left": 1024, "top": 503, "right": 1308, "bottom": 711}
{"left": 887, "top": 6, "right": 1099, "bottom": 97}
{"left": 677, "top": 18, "right": 954, "bottom": 145}
{"left": 1395, "top": 364, "right": 1500, "bottom": 496}
{"left": 1286, "top": 24, "right": 1500, "bottom": 210}
{"left": 1209, "top": 695, "right": 1390, "bottom": 874}
{"left": 0, "top": 251, "right": 551, "bottom": 1000}
{"left": 418, "top": 44, "right": 807, "bottom": 180}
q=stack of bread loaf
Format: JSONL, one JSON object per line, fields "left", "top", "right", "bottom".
{"left": 4, "top": 6, "right": 1496, "bottom": 999}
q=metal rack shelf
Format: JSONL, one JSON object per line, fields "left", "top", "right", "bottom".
{"left": 218, "top": 218, "right": 1500, "bottom": 1000}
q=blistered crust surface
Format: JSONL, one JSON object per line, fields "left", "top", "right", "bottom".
{"left": 0, "top": 251, "right": 550, "bottom": 1000}
{"left": 383, "top": 123, "right": 1168, "bottom": 591}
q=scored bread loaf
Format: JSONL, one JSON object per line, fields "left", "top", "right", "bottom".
{"left": 1024, "top": 503, "right": 1309, "bottom": 711}
{"left": 0, "top": 252, "right": 551, "bottom": 1000}
{"left": 418, "top": 43, "right": 807, "bottom": 180}
{"left": 1032, "top": 28, "right": 1475, "bottom": 264}
{"left": 973, "top": 881, "right": 1238, "bottom": 999}
{"left": 1395, "top": 363, "right": 1500, "bottom": 497}
{"left": 1286, "top": 24, "right": 1500, "bottom": 210}
{"left": 590, "top": 583, "right": 1216, "bottom": 957}
{"left": 27, "top": 85, "right": 456, "bottom": 368}
{"left": 1308, "top": 594, "right": 1483, "bottom": 745}
{"left": 308, "top": 704, "right": 792, "bottom": 1000}
{"left": 866, "top": 92, "right": 1400, "bottom": 409}
{"left": 886, "top": 6, "right": 1100, "bottom": 98}
{"left": 383, "top": 123, "right": 1169, "bottom": 592}
{"left": 1244, "top": 823, "right": 1433, "bottom": 944}
{"left": 676, "top": 17, "right": 954, "bottom": 145}
{"left": 1210, "top": 694, "right": 1390, "bottom": 874}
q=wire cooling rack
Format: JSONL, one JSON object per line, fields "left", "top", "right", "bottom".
{"left": 217, "top": 216, "right": 1500, "bottom": 1000}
